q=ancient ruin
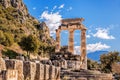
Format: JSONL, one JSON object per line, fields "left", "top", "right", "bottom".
{"left": 55, "top": 18, "right": 87, "bottom": 69}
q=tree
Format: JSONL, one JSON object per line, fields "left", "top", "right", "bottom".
{"left": 19, "top": 35, "right": 40, "bottom": 59}
{"left": 100, "top": 51, "right": 120, "bottom": 73}
{"left": 38, "top": 42, "right": 55, "bottom": 58}
{"left": 87, "top": 59, "right": 99, "bottom": 70}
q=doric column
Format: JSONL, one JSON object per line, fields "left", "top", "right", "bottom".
{"left": 80, "top": 29, "right": 87, "bottom": 69}
{"left": 55, "top": 29, "right": 61, "bottom": 52}
{"left": 68, "top": 29, "right": 74, "bottom": 54}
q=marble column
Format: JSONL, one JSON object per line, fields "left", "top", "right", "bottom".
{"left": 55, "top": 29, "right": 61, "bottom": 52}
{"left": 80, "top": 29, "right": 87, "bottom": 69}
{"left": 68, "top": 29, "right": 74, "bottom": 54}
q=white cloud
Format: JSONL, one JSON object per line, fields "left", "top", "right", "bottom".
{"left": 58, "top": 4, "right": 64, "bottom": 9}
{"left": 40, "top": 11, "right": 62, "bottom": 36}
{"left": 45, "top": 6, "right": 48, "bottom": 9}
{"left": 93, "top": 28, "right": 115, "bottom": 39}
{"left": 74, "top": 42, "right": 110, "bottom": 54}
{"left": 74, "top": 46, "right": 81, "bottom": 54}
{"left": 74, "top": 41, "right": 78, "bottom": 45}
{"left": 53, "top": 5, "right": 57, "bottom": 10}
{"left": 87, "top": 42, "right": 110, "bottom": 52}
{"left": 67, "top": 7, "right": 72, "bottom": 11}
{"left": 33, "top": 7, "right": 36, "bottom": 10}
{"left": 86, "top": 35, "right": 91, "bottom": 38}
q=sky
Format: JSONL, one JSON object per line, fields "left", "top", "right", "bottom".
{"left": 23, "top": 0, "right": 120, "bottom": 54}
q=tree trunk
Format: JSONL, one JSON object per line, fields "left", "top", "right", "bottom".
{"left": 27, "top": 51, "right": 30, "bottom": 60}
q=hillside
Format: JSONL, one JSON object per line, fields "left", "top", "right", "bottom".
{"left": 87, "top": 51, "right": 108, "bottom": 61}
{"left": 0, "top": 0, "right": 55, "bottom": 58}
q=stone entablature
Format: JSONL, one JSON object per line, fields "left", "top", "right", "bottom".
{"left": 61, "top": 18, "right": 84, "bottom": 25}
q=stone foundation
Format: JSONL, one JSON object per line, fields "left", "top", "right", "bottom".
{"left": 60, "top": 60, "right": 81, "bottom": 70}
{"left": 0, "top": 58, "right": 114, "bottom": 80}
{"left": 0, "top": 58, "right": 60, "bottom": 80}
{"left": 61, "top": 70, "right": 113, "bottom": 80}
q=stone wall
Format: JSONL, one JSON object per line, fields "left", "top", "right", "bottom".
{"left": 60, "top": 60, "right": 81, "bottom": 70}
{"left": 0, "top": 58, "right": 60, "bottom": 80}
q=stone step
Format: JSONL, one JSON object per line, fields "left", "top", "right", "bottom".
{"left": 60, "top": 70, "right": 113, "bottom": 80}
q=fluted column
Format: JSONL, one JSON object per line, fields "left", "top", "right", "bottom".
{"left": 68, "top": 29, "right": 74, "bottom": 54}
{"left": 55, "top": 29, "right": 61, "bottom": 52}
{"left": 80, "top": 29, "right": 87, "bottom": 69}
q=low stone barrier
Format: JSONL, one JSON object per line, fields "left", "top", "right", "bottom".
{"left": 0, "top": 58, "right": 60, "bottom": 80}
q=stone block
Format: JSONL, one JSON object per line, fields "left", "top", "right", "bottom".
{"left": 35, "top": 63, "right": 45, "bottom": 80}
{"left": 61, "top": 60, "right": 67, "bottom": 69}
{"left": 1, "top": 70, "right": 18, "bottom": 80}
{"left": 5, "top": 59, "right": 23, "bottom": 80}
{"left": 75, "top": 61, "right": 80, "bottom": 70}
{"left": 0, "top": 58, "right": 6, "bottom": 71}
{"left": 35, "top": 63, "right": 40, "bottom": 80}
{"left": 44, "top": 64, "right": 50, "bottom": 80}
{"left": 49, "top": 65, "right": 56, "bottom": 79}
{"left": 40, "top": 63, "right": 44, "bottom": 80}
{"left": 23, "top": 61, "right": 36, "bottom": 80}
{"left": 55, "top": 67, "right": 60, "bottom": 80}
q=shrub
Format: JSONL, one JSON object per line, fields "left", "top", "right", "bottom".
{"left": 2, "top": 49, "right": 18, "bottom": 59}
{"left": 0, "top": 30, "right": 5, "bottom": 44}
{"left": 2, "top": 32, "right": 14, "bottom": 46}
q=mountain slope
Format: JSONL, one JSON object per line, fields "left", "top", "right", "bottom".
{"left": 0, "top": 0, "right": 55, "bottom": 57}
{"left": 87, "top": 51, "right": 109, "bottom": 61}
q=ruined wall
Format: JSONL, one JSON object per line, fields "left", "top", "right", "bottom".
{"left": 60, "top": 60, "right": 81, "bottom": 70}
{"left": 0, "top": 58, "right": 60, "bottom": 80}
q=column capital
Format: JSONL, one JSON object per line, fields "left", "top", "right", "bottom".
{"left": 81, "top": 29, "right": 86, "bottom": 31}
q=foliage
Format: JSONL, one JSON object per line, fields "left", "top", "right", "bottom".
{"left": 3, "top": 32, "right": 14, "bottom": 46}
{"left": 0, "top": 3, "right": 54, "bottom": 59}
{"left": 19, "top": 35, "right": 40, "bottom": 58}
{"left": 100, "top": 51, "right": 120, "bottom": 73}
{"left": 0, "top": 5, "right": 40, "bottom": 43}
{"left": 39, "top": 42, "right": 55, "bottom": 57}
{"left": 0, "top": 30, "right": 5, "bottom": 44}
{"left": 87, "top": 59, "right": 100, "bottom": 70}
{"left": 2, "top": 49, "right": 18, "bottom": 59}
{"left": 0, "top": 31, "right": 14, "bottom": 46}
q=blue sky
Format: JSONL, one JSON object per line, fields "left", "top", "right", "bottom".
{"left": 23, "top": 0, "right": 120, "bottom": 53}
